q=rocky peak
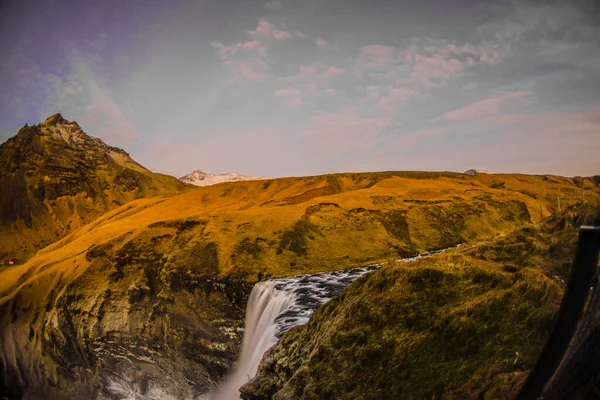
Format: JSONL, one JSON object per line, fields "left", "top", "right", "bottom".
{"left": 42, "top": 113, "right": 68, "bottom": 125}
{"left": 37, "top": 113, "right": 89, "bottom": 145}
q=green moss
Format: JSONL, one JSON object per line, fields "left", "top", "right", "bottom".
{"left": 327, "top": 175, "right": 343, "bottom": 193}
{"left": 375, "top": 209, "right": 411, "bottom": 243}
{"left": 276, "top": 220, "right": 320, "bottom": 256}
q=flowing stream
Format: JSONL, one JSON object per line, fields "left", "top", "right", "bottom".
{"left": 209, "top": 249, "right": 453, "bottom": 400}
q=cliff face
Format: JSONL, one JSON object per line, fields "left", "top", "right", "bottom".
{"left": 0, "top": 218, "right": 252, "bottom": 399}
{"left": 0, "top": 113, "right": 189, "bottom": 260}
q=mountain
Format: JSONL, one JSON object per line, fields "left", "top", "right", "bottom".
{"left": 464, "top": 169, "right": 491, "bottom": 175}
{"left": 0, "top": 113, "right": 189, "bottom": 261}
{"left": 179, "top": 169, "right": 269, "bottom": 187}
{"left": 1, "top": 170, "right": 598, "bottom": 398}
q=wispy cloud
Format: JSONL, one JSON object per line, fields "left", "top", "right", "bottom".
{"left": 377, "top": 87, "right": 417, "bottom": 112}
{"left": 436, "top": 91, "right": 533, "bottom": 122}
{"left": 247, "top": 19, "right": 293, "bottom": 39}
{"left": 281, "top": 65, "right": 317, "bottom": 81}
{"left": 275, "top": 87, "right": 302, "bottom": 109}
{"left": 323, "top": 66, "right": 344, "bottom": 78}
{"left": 211, "top": 41, "right": 267, "bottom": 57}
{"left": 211, "top": 29, "right": 273, "bottom": 84}
{"left": 360, "top": 45, "right": 395, "bottom": 69}
{"left": 316, "top": 38, "right": 329, "bottom": 48}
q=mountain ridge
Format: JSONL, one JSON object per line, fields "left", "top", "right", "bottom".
{"left": 0, "top": 113, "right": 189, "bottom": 260}
{"left": 179, "top": 169, "right": 270, "bottom": 187}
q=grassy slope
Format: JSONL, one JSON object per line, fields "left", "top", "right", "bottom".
{"left": 1, "top": 171, "right": 595, "bottom": 292}
{"left": 240, "top": 205, "right": 600, "bottom": 400}
{"left": 0, "top": 171, "right": 597, "bottom": 398}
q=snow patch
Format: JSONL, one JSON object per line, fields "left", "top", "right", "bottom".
{"left": 179, "top": 170, "right": 270, "bottom": 187}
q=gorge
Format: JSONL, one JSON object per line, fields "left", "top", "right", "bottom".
{"left": 1, "top": 116, "right": 599, "bottom": 400}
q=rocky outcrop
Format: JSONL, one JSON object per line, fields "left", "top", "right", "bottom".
{"left": 0, "top": 221, "right": 252, "bottom": 399}
{"left": 0, "top": 113, "right": 189, "bottom": 260}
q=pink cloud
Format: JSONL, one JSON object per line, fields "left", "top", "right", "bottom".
{"left": 325, "top": 88, "right": 336, "bottom": 95}
{"left": 408, "top": 54, "right": 466, "bottom": 87}
{"left": 211, "top": 41, "right": 267, "bottom": 58}
{"left": 377, "top": 87, "right": 417, "bottom": 112}
{"left": 323, "top": 66, "right": 344, "bottom": 78}
{"left": 436, "top": 91, "right": 534, "bottom": 122}
{"left": 400, "top": 41, "right": 507, "bottom": 87}
{"left": 211, "top": 39, "right": 270, "bottom": 84}
{"left": 282, "top": 65, "right": 317, "bottom": 81}
{"left": 316, "top": 38, "right": 329, "bottom": 47}
{"left": 360, "top": 45, "right": 394, "bottom": 69}
{"left": 230, "top": 61, "right": 270, "bottom": 83}
{"left": 308, "top": 107, "right": 392, "bottom": 153}
{"left": 247, "top": 20, "right": 292, "bottom": 39}
{"left": 275, "top": 87, "right": 303, "bottom": 109}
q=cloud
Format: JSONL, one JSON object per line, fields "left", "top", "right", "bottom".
{"left": 228, "top": 61, "right": 270, "bottom": 83}
{"left": 316, "top": 38, "right": 330, "bottom": 48}
{"left": 264, "top": 0, "right": 283, "bottom": 11}
{"left": 307, "top": 107, "right": 392, "bottom": 154}
{"left": 275, "top": 87, "right": 303, "bottom": 109}
{"left": 407, "top": 54, "right": 466, "bottom": 87}
{"left": 436, "top": 91, "right": 534, "bottom": 122}
{"left": 247, "top": 20, "right": 292, "bottom": 39}
{"left": 400, "top": 42, "right": 507, "bottom": 87}
{"left": 360, "top": 45, "right": 394, "bottom": 69}
{"left": 211, "top": 41, "right": 267, "bottom": 57}
{"left": 282, "top": 65, "right": 318, "bottom": 81}
{"left": 212, "top": 19, "right": 300, "bottom": 84}
{"left": 377, "top": 87, "right": 417, "bottom": 112}
{"left": 211, "top": 40, "right": 270, "bottom": 84}
{"left": 323, "top": 66, "right": 344, "bottom": 78}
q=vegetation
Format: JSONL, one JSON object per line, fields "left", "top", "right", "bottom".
{"left": 1, "top": 117, "right": 599, "bottom": 399}
{"left": 240, "top": 205, "right": 600, "bottom": 400}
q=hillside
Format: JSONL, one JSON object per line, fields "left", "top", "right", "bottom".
{"left": 0, "top": 170, "right": 598, "bottom": 399}
{"left": 0, "top": 113, "right": 189, "bottom": 260}
{"left": 241, "top": 205, "right": 600, "bottom": 400}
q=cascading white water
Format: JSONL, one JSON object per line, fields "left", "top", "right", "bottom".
{"left": 208, "top": 264, "right": 381, "bottom": 400}
{"left": 208, "top": 246, "right": 460, "bottom": 400}
{"left": 213, "top": 281, "right": 295, "bottom": 400}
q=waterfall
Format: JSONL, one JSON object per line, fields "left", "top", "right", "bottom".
{"left": 208, "top": 246, "right": 460, "bottom": 400}
{"left": 208, "top": 264, "right": 381, "bottom": 400}
{"left": 213, "top": 281, "right": 295, "bottom": 400}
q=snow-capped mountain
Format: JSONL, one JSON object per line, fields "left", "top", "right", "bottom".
{"left": 179, "top": 169, "right": 269, "bottom": 187}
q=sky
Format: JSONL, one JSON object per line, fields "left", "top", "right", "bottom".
{"left": 0, "top": 0, "right": 599, "bottom": 178}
